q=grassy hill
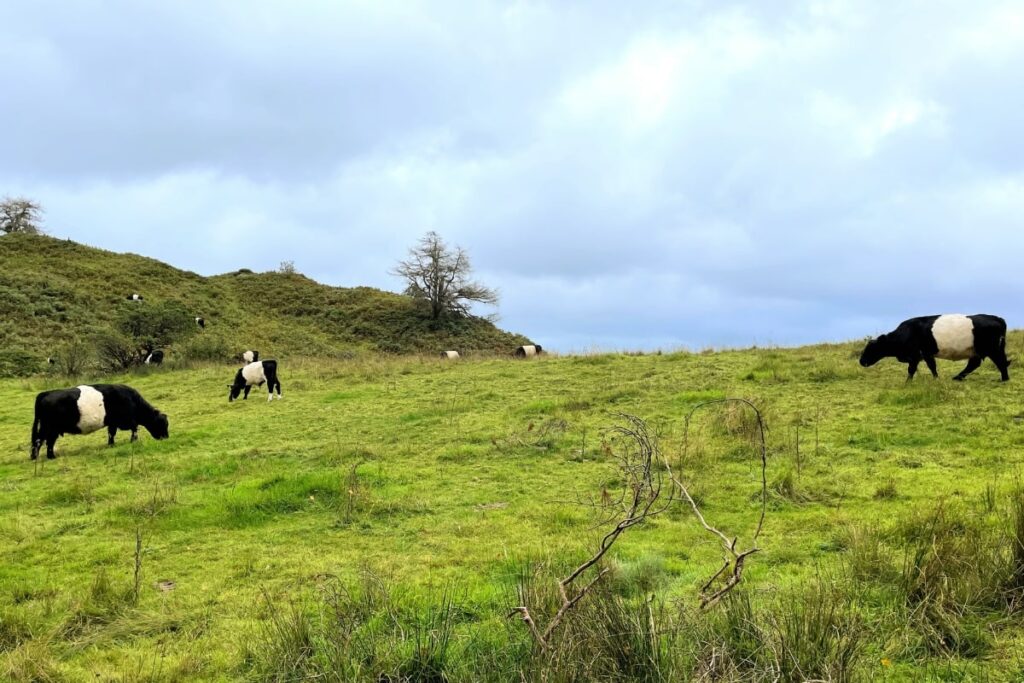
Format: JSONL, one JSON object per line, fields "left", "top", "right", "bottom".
{"left": 2, "top": 342, "right": 1024, "bottom": 680}
{"left": 0, "top": 233, "right": 531, "bottom": 374}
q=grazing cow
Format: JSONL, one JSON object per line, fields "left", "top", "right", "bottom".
{"left": 441, "top": 350, "right": 460, "bottom": 360}
{"left": 514, "top": 344, "right": 542, "bottom": 358}
{"left": 30, "top": 384, "right": 169, "bottom": 459}
{"left": 860, "top": 314, "right": 1010, "bottom": 381}
{"left": 126, "top": 294, "right": 144, "bottom": 301}
{"left": 144, "top": 350, "right": 165, "bottom": 365}
{"left": 195, "top": 317, "right": 205, "bottom": 329}
{"left": 242, "top": 350, "right": 259, "bottom": 364}
{"left": 47, "top": 357, "right": 56, "bottom": 365}
{"left": 228, "top": 360, "right": 282, "bottom": 402}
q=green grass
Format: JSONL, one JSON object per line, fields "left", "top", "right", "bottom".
{"left": 2, "top": 341, "right": 1024, "bottom": 679}
{"left": 0, "top": 233, "right": 530, "bottom": 373}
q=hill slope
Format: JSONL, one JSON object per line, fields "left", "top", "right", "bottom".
{"left": 0, "top": 233, "right": 530, "bottom": 372}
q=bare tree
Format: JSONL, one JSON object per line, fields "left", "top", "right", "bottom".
{"left": 0, "top": 196, "right": 43, "bottom": 234}
{"left": 392, "top": 231, "right": 498, "bottom": 320}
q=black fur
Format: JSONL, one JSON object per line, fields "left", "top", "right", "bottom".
{"left": 228, "top": 359, "right": 282, "bottom": 401}
{"left": 30, "top": 384, "right": 169, "bottom": 460}
{"left": 860, "top": 314, "right": 1010, "bottom": 381}
{"left": 145, "top": 349, "right": 164, "bottom": 365}
{"left": 195, "top": 317, "right": 205, "bottom": 329}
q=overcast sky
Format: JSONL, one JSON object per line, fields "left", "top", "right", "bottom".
{"left": 2, "top": 1, "right": 1023, "bottom": 351}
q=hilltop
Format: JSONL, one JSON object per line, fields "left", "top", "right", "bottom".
{"left": 0, "top": 233, "right": 531, "bottom": 374}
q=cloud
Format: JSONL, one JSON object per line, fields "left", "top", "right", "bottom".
{"left": 2, "top": 1, "right": 1023, "bottom": 351}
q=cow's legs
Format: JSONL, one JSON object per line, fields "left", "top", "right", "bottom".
{"left": 243, "top": 385, "right": 252, "bottom": 400}
{"left": 30, "top": 439, "right": 41, "bottom": 460}
{"left": 131, "top": 428, "right": 139, "bottom": 443}
{"left": 107, "top": 425, "right": 117, "bottom": 446}
{"left": 46, "top": 435, "right": 58, "bottom": 459}
{"left": 906, "top": 360, "right": 919, "bottom": 381}
{"left": 923, "top": 356, "right": 938, "bottom": 378}
{"left": 990, "top": 349, "right": 1011, "bottom": 382}
{"left": 953, "top": 356, "right": 982, "bottom": 381}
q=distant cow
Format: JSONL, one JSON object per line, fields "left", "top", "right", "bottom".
{"left": 144, "top": 350, "right": 164, "bottom": 365}
{"left": 195, "top": 317, "right": 205, "bottom": 329}
{"left": 441, "top": 350, "right": 460, "bottom": 360}
{"left": 860, "top": 314, "right": 1010, "bottom": 381}
{"left": 242, "top": 350, "right": 259, "bottom": 364}
{"left": 515, "top": 344, "right": 543, "bottom": 358}
{"left": 228, "top": 360, "right": 282, "bottom": 402}
{"left": 30, "top": 384, "right": 169, "bottom": 459}
{"left": 126, "top": 294, "right": 144, "bottom": 301}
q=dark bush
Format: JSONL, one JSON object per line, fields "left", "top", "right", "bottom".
{"left": 181, "top": 335, "right": 232, "bottom": 362}
{"left": 0, "top": 349, "right": 39, "bottom": 377}
{"left": 116, "top": 299, "right": 195, "bottom": 351}
{"left": 93, "top": 331, "right": 140, "bottom": 372}
{"left": 53, "top": 340, "right": 93, "bottom": 376}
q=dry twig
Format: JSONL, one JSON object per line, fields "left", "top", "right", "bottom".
{"left": 670, "top": 398, "right": 768, "bottom": 608}
{"left": 509, "top": 414, "right": 672, "bottom": 650}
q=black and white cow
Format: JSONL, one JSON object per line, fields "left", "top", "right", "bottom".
{"left": 126, "top": 294, "right": 144, "bottom": 301}
{"left": 860, "top": 314, "right": 1010, "bottom": 381}
{"left": 195, "top": 317, "right": 205, "bottom": 329}
{"left": 144, "top": 349, "right": 165, "bottom": 365}
{"left": 242, "top": 350, "right": 259, "bottom": 364}
{"left": 30, "top": 384, "right": 169, "bottom": 459}
{"left": 514, "top": 344, "right": 543, "bottom": 358}
{"left": 228, "top": 360, "right": 282, "bottom": 402}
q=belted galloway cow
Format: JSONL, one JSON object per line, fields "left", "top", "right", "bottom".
{"left": 860, "top": 314, "right": 1010, "bottom": 381}
{"left": 31, "top": 384, "right": 169, "bottom": 459}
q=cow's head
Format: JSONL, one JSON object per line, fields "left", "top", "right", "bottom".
{"left": 148, "top": 412, "right": 170, "bottom": 440}
{"left": 228, "top": 375, "right": 245, "bottom": 402}
{"left": 859, "top": 335, "right": 888, "bottom": 367}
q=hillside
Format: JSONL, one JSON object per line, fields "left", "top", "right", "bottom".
{"left": 0, "top": 233, "right": 531, "bottom": 374}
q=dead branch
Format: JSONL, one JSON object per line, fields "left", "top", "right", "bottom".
{"left": 510, "top": 414, "right": 672, "bottom": 650}
{"left": 510, "top": 402, "right": 770, "bottom": 652}
{"left": 669, "top": 398, "right": 768, "bottom": 608}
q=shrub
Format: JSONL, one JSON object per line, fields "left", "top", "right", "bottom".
{"left": 116, "top": 299, "right": 195, "bottom": 351}
{"left": 0, "top": 349, "right": 39, "bottom": 378}
{"left": 52, "top": 340, "right": 93, "bottom": 376}
{"left": 93, "top": 331, "right": 140, "bottom": 371}
{"left": 181, "top": 335, "right": 232, "bottom": 362}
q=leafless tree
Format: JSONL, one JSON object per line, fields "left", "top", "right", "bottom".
{"left": 392, "top": 231, "right": 498, "bottom": 321}
{"left": 0, "top": 196, "right": 44, "bottom": 234}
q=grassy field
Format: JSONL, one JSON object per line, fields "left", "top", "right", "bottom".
{"left": 3, "top": 340, "right": 1024, "bottom": 681}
